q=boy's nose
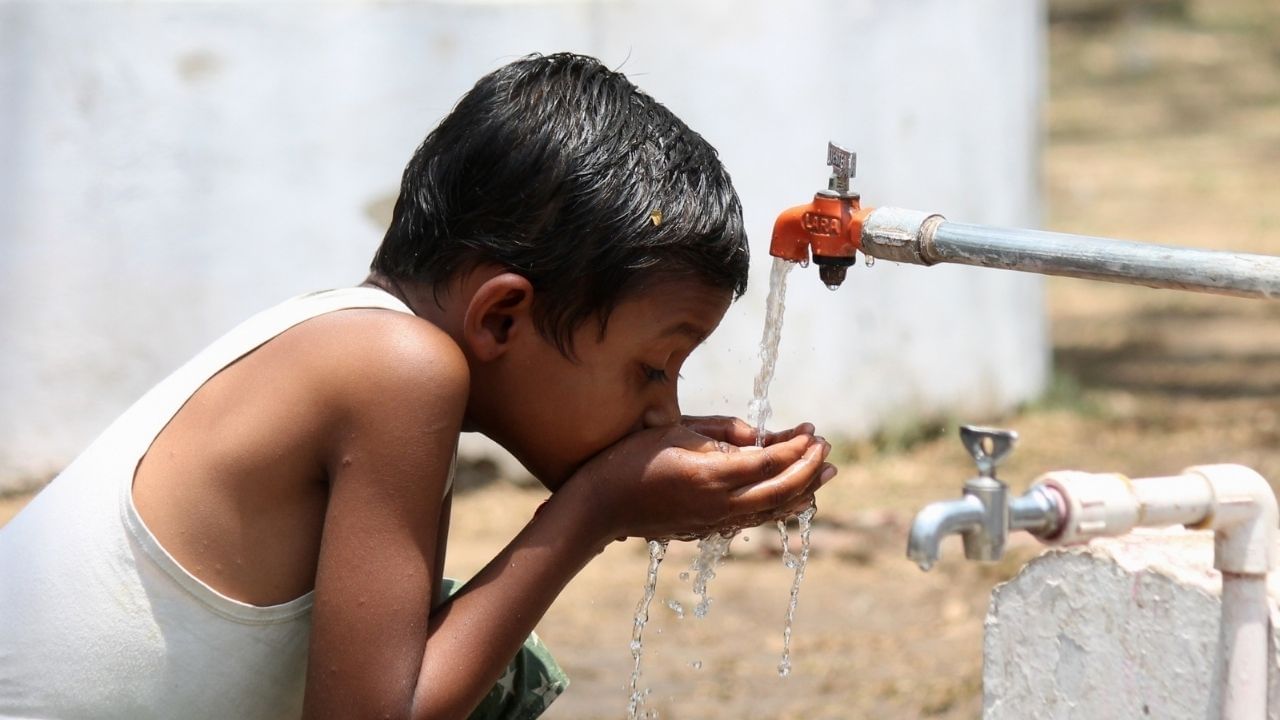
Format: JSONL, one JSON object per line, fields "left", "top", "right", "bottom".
{"left": 642, "top": 395, "right": 681, "bottom": 429}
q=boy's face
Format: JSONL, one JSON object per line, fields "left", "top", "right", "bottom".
{"left": 481, "top": 277, "right": 733, "bottom": 489}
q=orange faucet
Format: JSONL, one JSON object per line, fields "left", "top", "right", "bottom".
{"left": 769, "top": 143, "right": 873, "bottom": 289}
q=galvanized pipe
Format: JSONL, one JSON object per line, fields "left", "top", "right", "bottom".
{"left": 861, "top": 207, "right": 1280, "bottom": 299}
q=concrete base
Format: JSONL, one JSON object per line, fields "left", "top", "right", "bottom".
{"left": 985, "top": 529, "right": 1280, "bottom": 719}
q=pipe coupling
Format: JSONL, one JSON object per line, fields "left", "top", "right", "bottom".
{"left": 860, "top": 207, "right": 946, "bottom": 265}
{"left": 1183, "top": 464, "right": 1278, "bottom": 574}
{"left": 1034, "top": 471, "right": 1138, "bottom": 545}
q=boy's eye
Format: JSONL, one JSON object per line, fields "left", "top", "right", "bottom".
{"left": 641, "top": 364, "right": 670, "bottom": 384}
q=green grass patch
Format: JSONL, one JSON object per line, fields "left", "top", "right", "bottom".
{"left": 1025, "top": 370, "right": 1106, "bottom": 418}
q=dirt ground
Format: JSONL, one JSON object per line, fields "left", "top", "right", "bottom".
{"left": 3, "top": 3, "right": 1279, "bottom": 718}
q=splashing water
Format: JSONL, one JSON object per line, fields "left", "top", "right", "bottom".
{"left": 666, "top": 599, "right": 685, "bottom": 619}
{"left": 777, "top": 507, "right": 817, "bottom": 676}
{"left": 748, "top": 258, "right": 796, "bottom": 446}
{"left": 639, "top": 532, "right": 730, "bottom": 712}
{"left": 777, "top": 518, "right": 797, "bottom": 569}
{"left": 628, "top": 540, "right": 668, "bottom": 720}
{"left": 777, "top": 504, "right": 817, "bottom": 677}
{"left": 689, "top": 532, "right": 734, "bottom": 618}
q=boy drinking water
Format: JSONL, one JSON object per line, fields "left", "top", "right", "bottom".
{"left": 0, "top": 53, "right": 835, "bottom": 719}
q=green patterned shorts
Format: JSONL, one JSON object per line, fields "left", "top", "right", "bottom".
{"left": 440, "top": 579, "right": 570, "bottom": 720}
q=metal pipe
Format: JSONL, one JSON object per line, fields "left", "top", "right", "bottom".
{"left": 1008, "top": 486, "right": 1062, "bottom": 535}
{"left": 861, "top": 207, "right": 1280, "bottom": 299}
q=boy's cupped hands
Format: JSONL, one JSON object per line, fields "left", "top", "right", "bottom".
{"left": 568, "top": 415, "right": 835, "bottom": 542}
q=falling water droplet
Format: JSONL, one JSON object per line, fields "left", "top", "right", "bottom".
{"left": 865, "top": 255, "right": 876, "bottom": 267}
{"left": 690, "top": 660, "right": 703, "bottom": 670}
{"left": 825, "top": 283, "right": 840, "bottom": 292}
{"left": 799, "top": 258, "right": 810, "bottom": 268}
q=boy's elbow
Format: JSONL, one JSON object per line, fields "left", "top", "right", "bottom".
{"left": 409, "top": 685, "right": 484, "bottom": 720}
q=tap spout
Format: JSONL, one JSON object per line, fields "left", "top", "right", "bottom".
{"left": 906, "top": 495, "right": 985, "bottom": 571}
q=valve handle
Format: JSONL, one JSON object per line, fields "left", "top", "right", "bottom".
{"left": 959, "top": 425, "right": 1018, "bottom": 479}
{"left": 826, "top": 142, "right": 855, "bottom": 194}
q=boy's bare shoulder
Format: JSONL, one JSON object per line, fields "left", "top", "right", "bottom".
{"left": 285, "top": 307, "right": 469, "bottom": 416}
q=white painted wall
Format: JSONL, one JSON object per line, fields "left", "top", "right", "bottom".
{"left": 0, "top": 0, "right": 1048, "bottom": 488}
{"left": 986, "top": 531, "right": 1280, "bottom": 719}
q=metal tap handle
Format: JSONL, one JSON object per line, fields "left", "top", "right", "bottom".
{"left": 826, "top": 142, "right": 855, "bottom": 194}
{"left": 959, "top": 425, "right": 1018, "bottom": 479}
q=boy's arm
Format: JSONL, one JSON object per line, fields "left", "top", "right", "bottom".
{"left": 300, "top": 318, "right": 828, "bottom": 719}
{"left": 299, "top": 318, "right": 612, "bottom": 719}
{"left": 301, "top": 318, "right": 467, "bottom": 719}
{"left": 410, "top": 427, "right": 827, "bottom": 719}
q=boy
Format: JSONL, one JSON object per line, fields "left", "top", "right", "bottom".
{"left": 0, "top": 53, "right": 834, "bottom": 719}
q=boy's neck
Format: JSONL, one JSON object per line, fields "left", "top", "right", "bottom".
{"left": 361, "top": 272, "right": 462, "bottom": 341}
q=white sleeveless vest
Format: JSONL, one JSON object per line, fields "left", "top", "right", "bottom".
{"left": 0, "top": 288, "right": 416, "bottom": 719}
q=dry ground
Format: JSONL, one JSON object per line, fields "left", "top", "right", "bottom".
{"left": 3, "top": 3, "right": 1280, "bottom": 718}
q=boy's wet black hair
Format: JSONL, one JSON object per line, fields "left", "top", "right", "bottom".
{"left": 371, "top": 52, "right": 749, "bottom": 356}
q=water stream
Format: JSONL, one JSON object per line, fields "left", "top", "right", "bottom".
{"left": 627, "top": 539, "right": 668, "bottom": 720}
{"left": 748, "top": 258, "right": 796, "bottom": 446}
{"left": 776, "top": 504, "right": 816, "bottom": 677}
{"left": 748, "top": 257, "right": 816, "bottom": 677}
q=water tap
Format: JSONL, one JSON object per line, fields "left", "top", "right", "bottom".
{"left": 906, "top": 425, "right": 1064, "bottom": 571}
{"left": 769, "top": 142, "right": 875, "bottom": 289}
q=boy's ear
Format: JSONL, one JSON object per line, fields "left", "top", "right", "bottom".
{"left": 461, "top": 272, "right": 536, "bottom": 362}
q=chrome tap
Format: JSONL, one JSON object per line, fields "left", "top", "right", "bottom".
{"left": 906, "top": 425, "right": 1063, "bottom": 571}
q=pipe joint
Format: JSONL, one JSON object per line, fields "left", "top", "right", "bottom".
{"left": 1034, "top": 465, "right": 1277, "bottom": 575}
{"left": 1184, "top": 464, "right": 1278, "bottom": 575}
{"left": 859, "top": 207, "right": 945, "bottom": 266}
{"left": 1035, "top": 471, "right": 1139, "bottom": 545}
